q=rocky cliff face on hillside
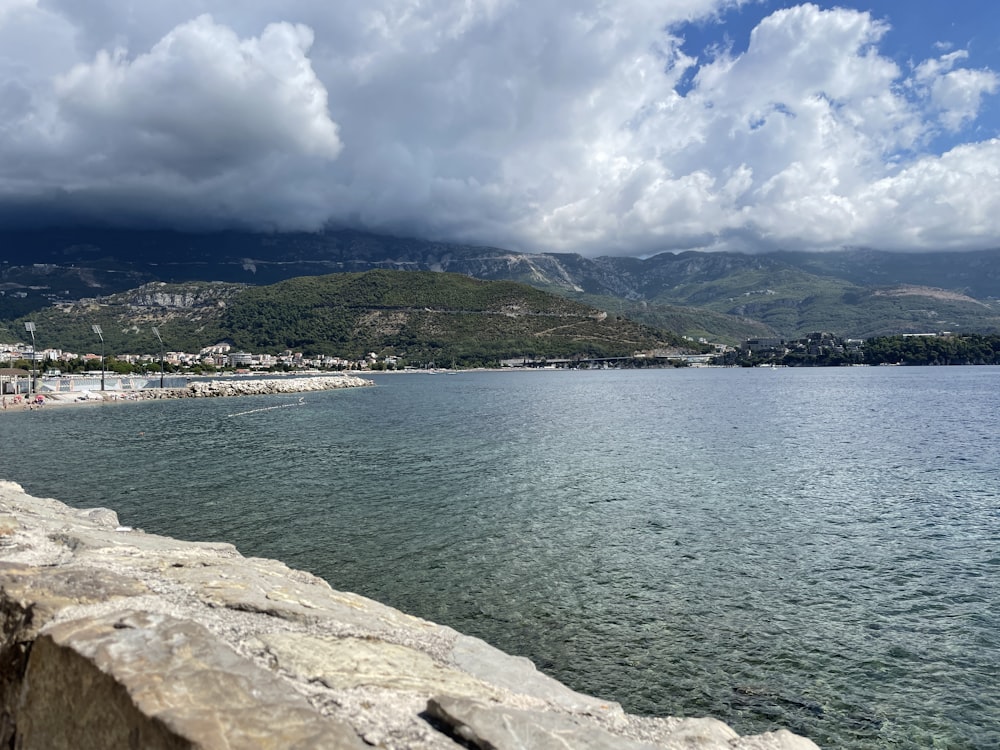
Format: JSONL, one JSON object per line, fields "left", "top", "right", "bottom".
{"left": 116, "top": 281, "right": 247, "bottom": 310}
{"left": 0, "top": 480, "right": 821, "bottom": 750}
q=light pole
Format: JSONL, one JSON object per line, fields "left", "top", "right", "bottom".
{"left": 92, "top": 325, "right": 105, "bottom": 391}
{"left": 151, "top": 326, "right": 164, "bottom": 388}
{"left": 24, "top": 322, "right": 36, "bottom": 396}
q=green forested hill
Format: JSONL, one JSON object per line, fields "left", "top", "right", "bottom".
{"left": 1, "top": 281, "right": 239, "bottom": 355}
{"left": 5, "top": 271, "right": 697, "bottom": 366}
{"left": 220, "top": 270, "right": 693, "bottom": 365}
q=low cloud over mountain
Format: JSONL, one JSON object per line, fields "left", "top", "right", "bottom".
{"left": 1, "top": 1, "right": 998, "bottom": 255}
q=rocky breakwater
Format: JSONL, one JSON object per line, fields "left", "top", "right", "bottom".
{"left": 0, "top": 481, "right": 821, "bottom": 750}
{"left": 141, "top": 375, "right": 373, "bottom": 400}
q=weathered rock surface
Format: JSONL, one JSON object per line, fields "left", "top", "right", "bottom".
{"left": 22, "top": 611, "right": 363, "bottom": 750}
{"left": 0, "top": 480, "right": 822, "bottom": 750}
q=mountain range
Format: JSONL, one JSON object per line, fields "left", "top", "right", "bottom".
{"left": 3, "top": 228, "right": 1000, "bottom": 343}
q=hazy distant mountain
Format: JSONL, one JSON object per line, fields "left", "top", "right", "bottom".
{"left": 3, "top": 228, "right": 999, "bottom": 341}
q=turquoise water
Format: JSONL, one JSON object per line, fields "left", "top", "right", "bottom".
{"left": 3, "top": 367, "right": 998, "bottom": 748}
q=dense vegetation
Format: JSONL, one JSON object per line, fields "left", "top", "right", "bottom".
{"left": 221, "top": 270, "right": 693, "bottom": 366}
{"left": 583, "top": 296, "right": 774, "bottom": 343}
{"left": 5, "top": 271, "right": 698, "bottom": 367}
{"left": 2, "top": 281, "right": 237, "bottom": 355}
{"left": 861, "top": 334, "right": 1000, "bottom": 366}
{"left": 722, "top": 334, "right": 1000, "bottom": 367}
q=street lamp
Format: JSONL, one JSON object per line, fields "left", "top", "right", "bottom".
{"left": 151, "top": 326, "right": 164, "bottom": 388}
{"left": 92, "top": 325, "right": 105, "bottom": 391}
{"left": 24, "top": 322, "right": 36, "bottom": 396}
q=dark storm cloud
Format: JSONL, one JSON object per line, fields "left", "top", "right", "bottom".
{"left": 0, "top": 1, "right": 997, "bottom": 253}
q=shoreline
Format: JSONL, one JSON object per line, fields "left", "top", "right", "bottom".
{"left": 0, "top": 366, "right": 675, "bottom": 413}
{"left": 1, "top": 374, "right": 373, "bottom": 413}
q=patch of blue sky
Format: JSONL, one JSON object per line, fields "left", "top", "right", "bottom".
{"left": 668, "top": 0, "right": 1000, "bottom": 153}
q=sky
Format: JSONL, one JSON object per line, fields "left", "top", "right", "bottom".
{"left": 1, "top": 0, "right": 999, "bottom": 256}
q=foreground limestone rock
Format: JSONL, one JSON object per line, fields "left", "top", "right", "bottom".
{"left": 22, "top": 611, "right": 362, "bottom": 750}
{"left": 0, "top": 481, "right": 821, "bottom": 750}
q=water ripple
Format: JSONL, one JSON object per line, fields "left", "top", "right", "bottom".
{"left": 4, "top": 367, "right": 999, "bottom": 749}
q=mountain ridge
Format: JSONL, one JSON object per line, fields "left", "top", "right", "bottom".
{"left": 3, "top": 228, "right": 1000, "bottom": 340}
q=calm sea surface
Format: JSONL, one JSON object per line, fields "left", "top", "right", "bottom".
{"left": 3, "top": 367, "right": 998, "bottom": 749}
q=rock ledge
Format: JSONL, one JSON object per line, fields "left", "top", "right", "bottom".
{"left": 0, "top": 481, "right": 820, "bottom": 750}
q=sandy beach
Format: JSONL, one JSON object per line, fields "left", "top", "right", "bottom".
{"left": 3, "top": 392, "right": 79, "bottom": 408}
{"left": 1, "top": 390, "right": 158, "bottom": 413}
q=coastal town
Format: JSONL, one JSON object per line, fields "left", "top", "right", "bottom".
{"left": 0, "top": 337, "right": 389, "bottom": 407}
{"left": 3, "top": 328, "right": 997, "bottom": 396}
{"left": 0, "top": 324, "right": 1000, "bottom": 406}
{"left": 0, "top": 340, "right": 391, "bottom": 374}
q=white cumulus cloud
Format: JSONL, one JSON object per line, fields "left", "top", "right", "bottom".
{"left": 55, "top": 15, "right": 341, "bottom": 175}
{"left": 913, "top": 52, "right": 999, "bottom": 132}
{"left": 0, "top": 1, "right": 997, "bottom": 252}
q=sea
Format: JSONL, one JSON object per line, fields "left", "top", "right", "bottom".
{"left": 3, "top": 366, "right": 998, "bottom": 749}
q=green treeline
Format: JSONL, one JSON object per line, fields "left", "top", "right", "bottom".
{"left": 731, "top": 334, "right": 1000, "bottom": 367}
{"left": 861, "top": 334, "right": 1000, "bottom": 366}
